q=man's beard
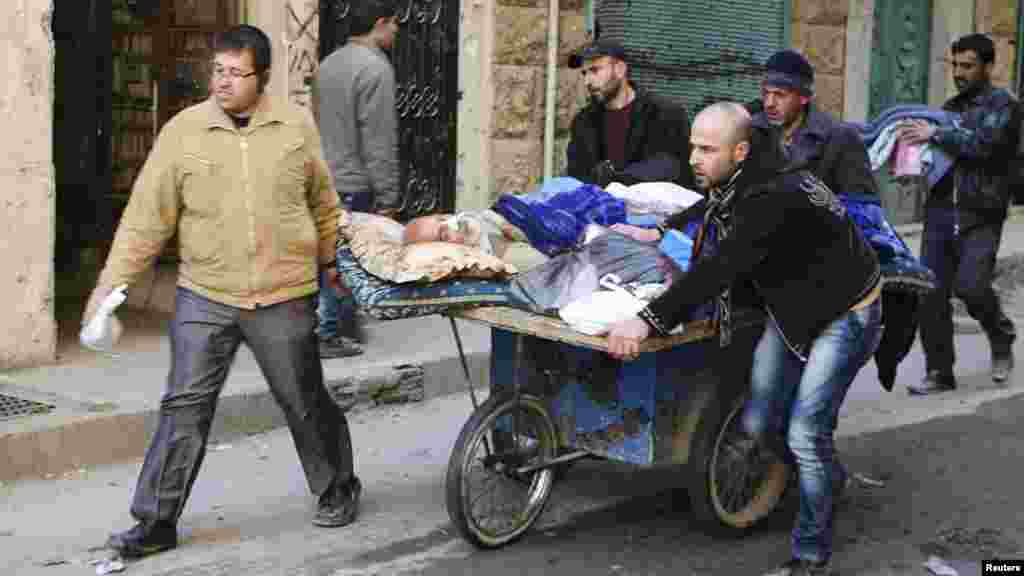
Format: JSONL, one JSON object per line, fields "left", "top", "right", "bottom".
{"left": 591, "top": 77, "right": 623, "bottom": 104}
{"left": 955, "top": 76, "right": 986, "bottom": 96}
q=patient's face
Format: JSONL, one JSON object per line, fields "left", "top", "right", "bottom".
{"left": 405, "top": 215, "right": 469, "bottom": 244}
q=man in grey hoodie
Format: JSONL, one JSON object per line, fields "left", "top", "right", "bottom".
{"left": 316, "top": 0, "right": 401, "bottom": 358}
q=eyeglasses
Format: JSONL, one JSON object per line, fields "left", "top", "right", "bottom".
{"left": 209, "top": 63, "right": 258, "bottom": 80}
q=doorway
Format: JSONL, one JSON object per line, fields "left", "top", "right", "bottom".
{"left": 52, "top": 0, "right": 238, "bottom": 339}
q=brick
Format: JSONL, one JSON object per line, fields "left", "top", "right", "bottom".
{"left": 560, "top": 12, "right": 588, "bottom": 63}
{"left": 494, "top": 6, "right": 548, "bottom": 66}
{"left": 976, "top": 0, "right": 1018, "bottom": 37}
{"left": 792, "top": 0, "right": 849, "bottom": 26}
{"left": 991, "top": 35, "right": 1017, "bottom": 86}
{"left": 491, "top": 65, "right": 544, "bottom": 139}
{"left": 813, "top": 73, "right": 845, "bottom": 119}
{"left": 555, "top": 68, "right": 588, "bottom": 136}
{"left": 796, "top": 24, "right": 845, "bottom": 76}
{"left": 491, "top": 139, "right": 544, "bottom": 197}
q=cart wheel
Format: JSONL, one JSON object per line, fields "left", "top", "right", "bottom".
{"left": 687, "top": 393, "right": 791, "bottom": 535}
{"left": 446, "top": 392, "right": 558, "bottom": 549}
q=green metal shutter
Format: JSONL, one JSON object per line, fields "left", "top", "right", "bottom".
{"left": 596, "top": 0, "right": 789, "bottom": 119}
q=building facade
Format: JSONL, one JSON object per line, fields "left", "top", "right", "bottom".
{"left": 0, "top": 0, "right": 1020, "bottom": 368}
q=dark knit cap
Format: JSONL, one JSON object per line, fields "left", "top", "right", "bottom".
{"left": 763, "top": 49, "right": 815, "bottom": 96}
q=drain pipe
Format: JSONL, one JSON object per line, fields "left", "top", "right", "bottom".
{"left": 542, "top": 0, "right": 559, "bottom": 180}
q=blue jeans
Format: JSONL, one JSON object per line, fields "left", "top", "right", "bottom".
{"left": 742, "top": 299, "right": 883, "bottom": 563}
{"left": 317, "top": 190, "right": 371, "bottom": 339}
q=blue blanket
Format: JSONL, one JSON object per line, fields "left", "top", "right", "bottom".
{"left": 840, "top": 193, "right": 935, "bottom": 292}
{"left": 493, "top": 183, "right": 627, "bottom": 257}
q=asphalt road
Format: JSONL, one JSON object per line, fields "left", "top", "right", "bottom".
{"left": 3, "top": 323, "right": 1023, "bottom": 576}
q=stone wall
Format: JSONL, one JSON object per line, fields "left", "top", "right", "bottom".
{"left": 490, "top": 0, "right": 588, "bottom": 199}
{"left": 0, "top": 0, "right": 56, "bottom": 368}
{"left": 975, "top": 0, "right": 1018, "bottom": 90}
{"left": 790, "top": 0, "right": 849, "bottom": 118}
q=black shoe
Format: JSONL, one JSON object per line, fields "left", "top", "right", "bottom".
{"left": 908, "top": 370, "right": 957, "bottom": 395}
{"left": 319, "top": 335, "right": 364, "bottom": 359}
{"left": 105, "top": 522, "right": 177, "bottom": 559}
{"left": 338, "top": 317, "right": 369, "bottom": 346}
{"left": 761, "top": 558, "right": 833, "bottom": 576}
{"left": 991, "top": 339, "right": 1014, "bottom": 383}
{"left": 313, "top": 477, "right": 362, "bottom": 527}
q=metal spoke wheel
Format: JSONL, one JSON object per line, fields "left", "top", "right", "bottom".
{"left": 446, "top": 393, "right": 558, "bottom": 549}
{"left": 688, "top": 393, "right": 791, "bottom": 535}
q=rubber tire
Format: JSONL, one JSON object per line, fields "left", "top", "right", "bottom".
{"left": 445, "top": 392, "right": 558, "bottom": 549}
{"left": 686, "top": 392, "right": 791, "bottom": 536}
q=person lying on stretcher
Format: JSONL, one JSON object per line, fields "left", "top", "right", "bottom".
{"left": 401, "top": 210, "right": 551, "bottom": 272}
{"left": 399, "top": 177, "right": 697, "bottom": 261}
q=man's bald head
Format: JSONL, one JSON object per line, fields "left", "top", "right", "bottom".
{"left": 689, "top": 101, "right": 752, "bottom": 190}
{"left": 694, "top": 101, "right": 752, "bottom": 146}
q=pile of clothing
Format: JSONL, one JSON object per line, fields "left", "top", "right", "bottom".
{"left": 850, "top": 104, "right": 960, "bottom": 188}
{"left": 492, "top": 177, "right": 702, "bottom": 257}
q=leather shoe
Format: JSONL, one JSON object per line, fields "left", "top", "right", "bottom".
{"left": 991, "top": 340, "right": 1014, "bottom": 383}
{"left": 319, "top": 335, "right": 363, "bottom": 359}
{"left": 908, "top": 370, "right": 956, "bottom": 395}
{"left": 313, "top": 476, "right": 362, "bottom": 527}
{"left": 106, "top": 522, "right": 177, "bottom": 559}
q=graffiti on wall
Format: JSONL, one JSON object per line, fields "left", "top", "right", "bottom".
{"left": 287, "top": 0, "right": 319, "bottom": 108}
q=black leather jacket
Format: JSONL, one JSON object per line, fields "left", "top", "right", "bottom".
{"left": 566, "top": 89, "right": 694, "bottom": 188}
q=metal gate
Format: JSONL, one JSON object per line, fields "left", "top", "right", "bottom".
{"left": 319, "top": 0, "right": 459, "bottom": 218}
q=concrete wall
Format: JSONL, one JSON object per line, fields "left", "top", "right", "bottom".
{"left": 0, "top": 0, "right": 57, "bottom": 369}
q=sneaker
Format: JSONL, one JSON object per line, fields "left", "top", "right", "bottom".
{"left": 761, "top": 558, "right": 833, "bottom": 576}
{"left": 313, "top": 477, "right": 362, "bottom": 527}
{"left": 319, "top": 335, "right": 363, "bottom": 359}
{"left": 908, "top": 370, "right": 956, "bottom": 395}
{"left": 105, "top": 522, "right": 177, "bottom": 559}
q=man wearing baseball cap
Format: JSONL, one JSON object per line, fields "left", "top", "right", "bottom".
{"left": 565, "top": 39, "right": 694, "bottom": 188}
{"left": 752, "top": 49, "right": 878, "bottom": 198}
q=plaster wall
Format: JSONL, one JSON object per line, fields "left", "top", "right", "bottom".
{"left": 0, "top": 0, "right": 57, "bottom": 369}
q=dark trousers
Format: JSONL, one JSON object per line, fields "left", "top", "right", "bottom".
{"left": 130, "top": 288, "right": 353, "bottom": 526}
{"left": 317, "top": 190, "right": 372, "bottom": 339}
{"left": 919, "top": 206, "right": 1015, "bottom": 373}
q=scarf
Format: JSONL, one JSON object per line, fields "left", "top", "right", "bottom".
{"left": 691, "top": 169, "right": 742, "bottom": 347}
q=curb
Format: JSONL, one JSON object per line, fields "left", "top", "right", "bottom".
{"left": 0, "top": 350, "right": 490, "bottom": 484}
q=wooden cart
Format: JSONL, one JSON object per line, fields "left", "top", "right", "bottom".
{"left": 441, "top": 305, "right": 792, "bottom": 549}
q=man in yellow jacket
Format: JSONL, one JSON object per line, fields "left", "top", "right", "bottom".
{"left": 83, "top": 25, "right": 360, "bottom": 559}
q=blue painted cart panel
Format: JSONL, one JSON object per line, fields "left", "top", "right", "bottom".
{"left": 489, "top": 313, "right": 762, "bottom": 466}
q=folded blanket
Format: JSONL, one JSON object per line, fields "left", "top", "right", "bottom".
{"left": 854, "top": 105, "right": 959, "bottom": 188}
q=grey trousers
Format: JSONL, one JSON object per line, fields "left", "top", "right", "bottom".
{"left": 130, "top": 288, "right": 353, "bottom": 526}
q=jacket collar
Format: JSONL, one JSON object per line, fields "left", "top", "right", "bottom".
{"left": 202, "top": 95, "right": 285, "bottom": 131}
{"left": 751, "top": 104, "right": 831, "bottom": 141}
{"left": 948, "top": 81, "right": 995, "bottom": 108}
